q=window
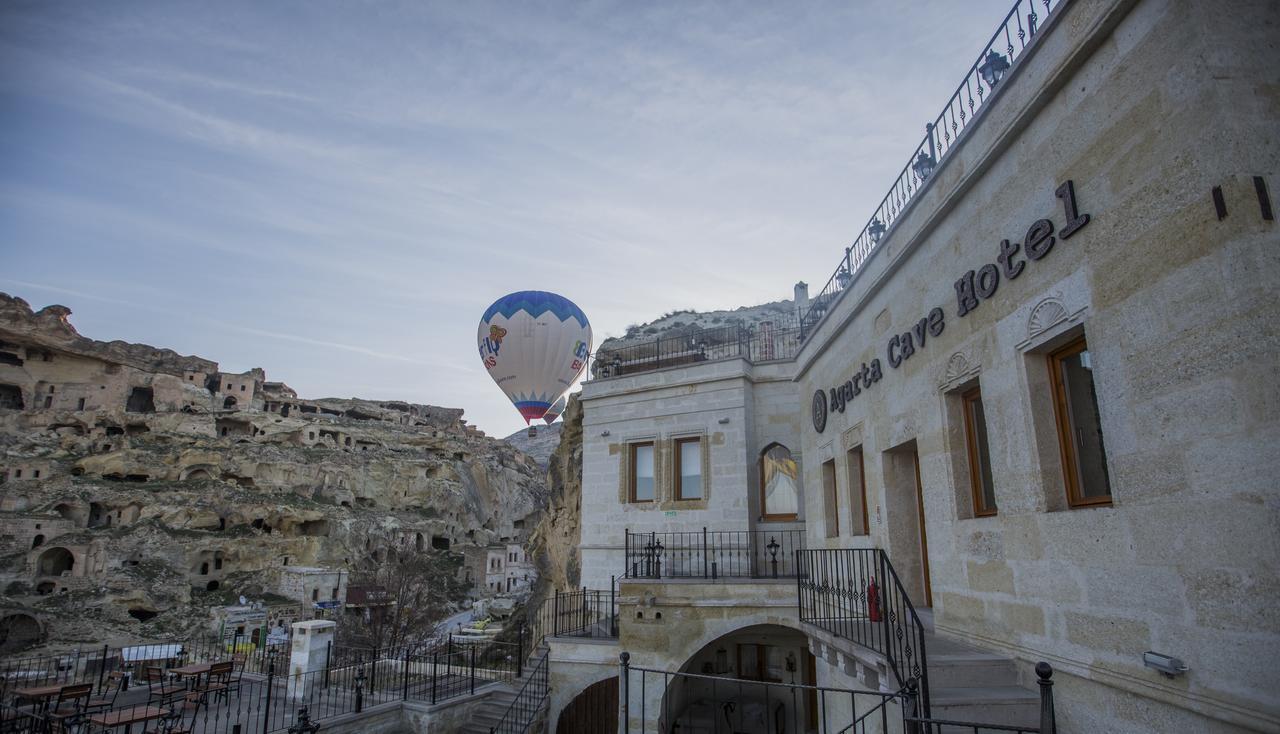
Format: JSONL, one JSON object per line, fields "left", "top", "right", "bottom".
{"left": 821, "top": 460, "right": 839, "bottom": 537}
{"left": 331, "top": 587, "right": 339, "bottom": 599}
{"left": 629, "top": 442, "right": 655, "bottom": 502}
{"left": 962, "top": 387, "right": 997, "bottom": 516}
{"left": 77, "top": 398, "right": 86, "bottom": 410}
{"left": 1048, "top": 336, "right": 1112, "bottom": 506}
{"left": 240, "top": 385, "right": 246, "bottom": 392}
{"left": 760, "top": 444, "right": 799, "bottom": 520}
{"left": 33, "top": 470, "right": 40, "bottom": 479}
{"left": 847, "top": 447, "right": 869, "bottom": 535}
{"left": 674, "top": 437, "right": 703, "bottom": 500}
{"left": 311, "top": 589, "right": 319, "bottom": 601}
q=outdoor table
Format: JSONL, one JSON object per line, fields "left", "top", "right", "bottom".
{"left": 11, "top": 684, "right": 63, "bottom": 712}
{"left": 89, "top": 704, "right": 166, "bottom": 734}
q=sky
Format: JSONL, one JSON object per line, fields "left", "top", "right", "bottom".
{"left": 0, "top": 0, "right": 1012, "bottom": 437}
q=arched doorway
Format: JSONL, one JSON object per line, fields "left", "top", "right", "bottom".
{"left": 36, "top": 547, "right": 74, "bottom": 576}
{"left": 223, "top": 396, "right": 238, "bottom": 410}
{"left": 659, "top": 624, "right": 814, "bottom": 734}
{"left": 557, "top": 676, "right": 617, "bottom": 734}
{"left": 0, "top": 614, "right": 43, "bottom": 652}
{"left": 31, "top": 535, "right": 44, "bottom": 549}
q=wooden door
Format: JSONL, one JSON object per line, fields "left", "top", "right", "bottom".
{"left": 557, "top": 676, "right": 618, "bottom": 734}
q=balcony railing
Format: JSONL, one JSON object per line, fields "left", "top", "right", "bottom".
{"left": 800, "top": 0, "right": 1064, "bottom": 338}
{"left": 590, "top": 319, "right": 802, "bottom": 381}
{"left": 624, "top": 528, "right": 805, "bottom": 580}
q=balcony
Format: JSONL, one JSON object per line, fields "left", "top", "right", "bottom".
{"left": 623, "top": 529, "right": 805, "bottom": 580}
{"left": 589, "top": 321, "right": 802, "bottom": 381}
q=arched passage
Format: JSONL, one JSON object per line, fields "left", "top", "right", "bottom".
{"left": 659, "top": 623, "right": 814, "bottom": 734}
{"left": 556, "top": 676, "right": 617, "bottom": 734}
{"left": 36, "top": 547, "right": 74, "bottom": 576}
{"left": 0, "top": 613, "right": 44, "bottom": 652}
{"left": 223, "top": 396, "right": 238, "bottom": 410}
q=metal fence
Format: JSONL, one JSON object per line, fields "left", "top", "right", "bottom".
{"left": 529, "top": 586, "right": 618, "bottom": 644}
{"left": 590, "top": 320, "right": 803, "bottom": 381}
{"left": 1, "top": 634, "right": 523, "bottom": 734}
{"left": 624, "top": 529, "right": 805, "bottom": 580}
{"left": 800, "top": 0, "right": 1065, "bottom": 338}
{"left": 621, "top": 654, "right": 1057, "bottom": 734}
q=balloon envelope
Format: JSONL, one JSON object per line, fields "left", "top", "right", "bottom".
{"left": 478, "top": 291, "right": 591, "bottom": 424}
{"left": 542, "top": 395, "right": 567, "bottom": 425}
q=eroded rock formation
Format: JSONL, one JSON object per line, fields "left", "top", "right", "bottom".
{"left": 0, "top": 293, "right": 545, "bottom": 652}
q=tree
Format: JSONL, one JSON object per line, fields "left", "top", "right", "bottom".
{"left": 340, "top": 545, "right": 468, "bottom": 652}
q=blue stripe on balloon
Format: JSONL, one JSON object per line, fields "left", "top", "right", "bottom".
{"left": 480, "top": 291, "right": 589, "bottom": 328}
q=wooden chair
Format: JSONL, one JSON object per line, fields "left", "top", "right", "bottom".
{"left": 145, "top": 693, "right": 203, "bottom": 734}
{"left": 46, "top": 684, "right": 93, "bottom": 734}
{"left": 85, "top": 672, "right": 127, "bottom": 713}
{"left": 141, "top": 668, "right": 183, "bottom": 706}
{"left": 202, "top": 663, "right": 236, "bottom": 703}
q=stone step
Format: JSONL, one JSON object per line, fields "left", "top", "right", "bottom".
{"left": 929, "top": 685, "right": 1040, "bottom": 730}
{"left": 927, "top": 653, "right": 1020, "bottom": 689}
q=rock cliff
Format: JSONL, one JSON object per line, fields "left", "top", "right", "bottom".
{"left": 0, "top": 293, "right": 545, "bottom": 652}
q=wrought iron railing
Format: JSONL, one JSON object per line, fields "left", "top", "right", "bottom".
{"left": 488, "top": 651, "right": 550, "bottom": 734}
{"left": 800, "top": 0, "right": 1065, "bottom": 338}
{"left": 797, "top": 548, "right": 931, "bottom": 713}
{"left": 590, "top": 319, "right": 803, "bottom": 380}
{"left": 624, "top": 528, "right": 804, "bottom": 580}
{"left": 622, "top": 653, "right": 1057, "bottom": 734}
{"left": 528, "top": 584, "right": 619, "bottom": 644}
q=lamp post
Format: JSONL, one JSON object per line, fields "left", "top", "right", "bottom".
{"left": 287, "top": 708, "right": 320, "bottom": 734}
{"left": 767, "top": 536, "right": 780, "bottom": 579}
{"left": 978, "top": 49, "right": 1011, "bottom": 88}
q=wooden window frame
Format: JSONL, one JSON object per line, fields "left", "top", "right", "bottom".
{"left": 673, "top": 436, "right": 703, "bottom": 501}
{"left": 961, "top": 387, "right": 997, "bottom": 517}
{"left": 759, "top": 443, "right": 798, "bottom": 522}
{"left": 1048, "top": 336, "right": 1112, "bottom": 508}
{"left": 847, "top": 447, "right": 869, "bottom": 535}
{"left": 628, "top": 441, "right": 656, "bottom": 503}
{"left": 822, "top": 459, "right": 840, "bottom": 538}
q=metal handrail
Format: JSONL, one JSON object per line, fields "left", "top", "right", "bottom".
{"left": 800, "top": 0, "right": 1064, "bottom": 338}
{"left": 488, "top": 650, "right": 550, "bottom": 734}
{"left": 590, "top": 319, "right": 803, "bottom": 381}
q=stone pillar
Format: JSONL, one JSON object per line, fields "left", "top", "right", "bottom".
{"left": 793, "top": 281, "right": 809, "bottom": 319}
{"left": 288, "top": 619, "right": 334, "bottom": 702}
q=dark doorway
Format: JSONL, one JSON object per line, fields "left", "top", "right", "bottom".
{"left": 125, "top": 387, "right": 156, "bottom": 413}
{"left": 556, "top": 676, "right": 618, "bottom": 734}
{"left": 0, "top": 384, "right": 24, "bottom": 409}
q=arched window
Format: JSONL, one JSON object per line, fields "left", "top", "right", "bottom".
{"left": 759, "top": 444, "right": 800, "bottom": 520}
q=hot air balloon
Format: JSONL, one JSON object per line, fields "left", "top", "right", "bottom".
{"left": 542, "top": 395, "right": 567, "bottom": 425}
{"left": 478, "top": 291, "right": 591, "bottom": 424}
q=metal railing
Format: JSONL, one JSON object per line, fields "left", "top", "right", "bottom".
{"left": 624, "top": 528, "right": 804, "bottom": 580}
{"left": 488, "top": 651, "right": 550, "bottom": 734}
{"left": 797, "top": 548, "right": 931, "bottom": 713}
{"left": 590, "top": 319, "right": 803, "bottom": 381}
{"left": 622, "top": 654, "right": 1057, "bottom": 734}
{"left": 529, "top": 585, "right": 619, "bottom": 644}
{"left": 621, "top": 652, "right": 906, "bottom": 734}
{"left": 800, "top": 0, "right": 1065, "bottom": 338}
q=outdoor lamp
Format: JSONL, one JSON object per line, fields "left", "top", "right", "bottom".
{"left": 868, "top": 217, "right": 886, "bottom": 244}
{"left": 912, "top": 150, "right": 936, "bottom": 182}
{"left": 978, "top": 49, "right": 1011, "bottom": 88}
{"left": 835, "top": 265, "right": 852, "bottom": 290}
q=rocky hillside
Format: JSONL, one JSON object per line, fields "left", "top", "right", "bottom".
{"left": 526, "top": 396, "right": 582, "bottom": 593}
{"left": 0, "top": 293, "right": 545, "bottom": 653}
{"left": 599, "top": 298, "right": 799, "bottom": 352}
{"left": 501, "top": 422, "right": 564, "bottom": 469}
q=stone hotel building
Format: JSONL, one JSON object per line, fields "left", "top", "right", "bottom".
{"left": 543, "top": 0, "right": 1280, "bottom": 732}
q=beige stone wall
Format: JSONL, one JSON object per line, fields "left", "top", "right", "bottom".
{"left": 791, "top": 0, "right": 1280, "bottom": 730}
{"left": 579, "top": 358, "right": 807, "bottom": 590}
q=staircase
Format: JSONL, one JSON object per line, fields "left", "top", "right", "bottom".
{"left": 456, "top": 646, "right": 550, "bottom": 734}
{"left": 925, "top": 632, "right": 1039, "bottom": 727}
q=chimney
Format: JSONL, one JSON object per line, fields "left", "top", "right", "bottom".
{"left": 794, "top": 282, "right": 810, "bottom": 318}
